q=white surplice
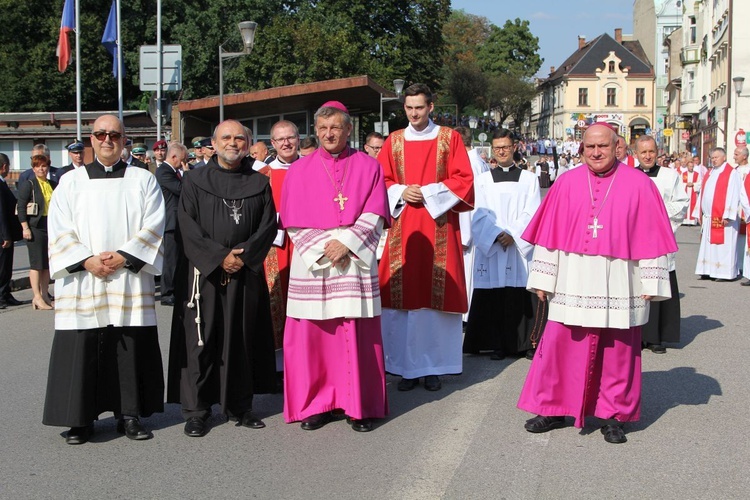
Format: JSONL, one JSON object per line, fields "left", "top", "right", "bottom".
{"left": 527, "top": 248, "right": 671, "bottom": 329}
{"left": 458, "top": 148, "right": 490, "bottom": 319}
{"left": 48, "top": 167, "right": 165, "bottom": 330}
{"left": 679, "top": 169, "right": 702, "bottom": 225}
{"left": 734, "top": 165, "right": 750, "bottom": 274}
{"left": 471, "top": 168, "right": 540, "bottom": 288}
{"left": 286, "top": 212, "right": 384, "bottom": 320}
{"left": 642, "top": 166, "right": 689, "bottom": 271}
{"left": 694, "top": 163, "right": 741, "bottom": 279}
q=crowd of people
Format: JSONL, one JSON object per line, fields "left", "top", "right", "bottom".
{"left": 1, "top": 84, "right": 748, "bottom": 448}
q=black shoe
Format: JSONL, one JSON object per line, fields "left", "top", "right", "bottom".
{"left": 0, "top": 301, "right": 6, "bottom": 309}
{"left": 525, "top": 349, "right": 536, "bottom": 360}
{"left": 184, "top": 417, "right": 206, "bottom": 437}
{"left": 300, "top": 412, "right": 332, "bottom": 431}
{"left": 116, "top": 418, "right": 152, "bottom": 440}
{"left": 741, "top": 279, "right": 750, "bottom": 286}
{"left": 423, "top": 375, "right": 442, "bottom": 391}
{"left": 4, "top": 295, "right": 23, "bottom": 306}
{"left": 239, "top": 411, "right": 265, "bottom": 429}
{"left": 648, "top": 344, "right": 667, "bottom": 354}
{"left": 346, "top": 417, "right": 373, "bottom": 433}
{"left": 160, "top": 296, "right": 175, "bottom": 306}
{"left": 698, "top": 275, "right": 711, "bottom": 280}
{"left": 489, "top": 350, "right": 506, "bottom": 360}
{"left": 715, "top": 278, "right": 730, "bottom": 282}
{"left": 397, "top": 377, "right": 419, "bottom": 391}
{"left": 601, "top": 424, "right": 627, "bottom": 444}
{"left": 65, "top": 424, "right": 94, "bottom": 445}
{"left": 524, "top": 415, "right": 566, "bottom": 433}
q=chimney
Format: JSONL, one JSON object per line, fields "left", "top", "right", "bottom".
{"left": 578, "top": 35, "right": 586, "bottom": 50}
{"left": 615, "top": 28, "right": 622, "bottom": 43}
{"left": 550, "top": 66, "right": 556, "bottom": 74}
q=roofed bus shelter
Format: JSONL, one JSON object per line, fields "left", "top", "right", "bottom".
{"left": 172, "top": 75, "right": 401, "bottom": 148}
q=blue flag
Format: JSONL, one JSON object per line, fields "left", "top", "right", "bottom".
{"left": 101, "top": 1, "right": 123, "bottom": 78}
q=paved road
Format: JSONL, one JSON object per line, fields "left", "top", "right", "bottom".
{"left": 1, "top": 224, "right": 748, "bottom": 499}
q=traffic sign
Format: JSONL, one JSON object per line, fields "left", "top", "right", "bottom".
{"left": 139, "top": 45, "right": 182, "bottom": 91}
{"left": 577, "top": 120, "right": 586, "bottom": 128}
{"left": 478, "top": 133, "right": 487, "bottom": 143}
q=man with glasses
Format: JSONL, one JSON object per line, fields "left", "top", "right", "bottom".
{"left": 43, "top": 114, "right": 166, "bottom": 445}
{"left": 463, "top": 128, "right": 540, "bottom": 361}
{"left": 259, "top": 120, "right": 300, "bottom": 369}
{"left": 59, "top": 140, "right": 85, "bottom": 177}
{"left": 364, "top": 131, "right": 384, "bottom": 159}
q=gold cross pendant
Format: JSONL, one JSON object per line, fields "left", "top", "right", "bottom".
{"left": 334, "top": 192, "right": 348, "bottom": 211}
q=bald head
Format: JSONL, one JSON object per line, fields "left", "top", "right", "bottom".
{"left": 582, "top": 124, "right": 617, "bottom": 173}
{"left": 90, "top": 114, "right": 126, "bottom": 165}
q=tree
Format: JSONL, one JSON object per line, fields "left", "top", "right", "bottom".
{"left": 476, "top": 18, "right": 543, "bottom": 79}
{"left": 442, "top": 10, "right": 493, "bottom": 66}
{"left": 443, "top": 61, "right": 487, "bottom": 115}
{"left": 482, "top": 73, "right": 537, "bottom": 127}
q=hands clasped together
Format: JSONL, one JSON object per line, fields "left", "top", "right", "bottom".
{"left": 85, "top": 251, "right": 126, "bottom": 279}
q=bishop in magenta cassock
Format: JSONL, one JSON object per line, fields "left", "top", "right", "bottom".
{"left": 280, "top": 101, "right": 390, "bottom": 433}
{"left": 377, "top": 83, "right": 474, "bottom": 392}
{"left": 517, "top": 123, "right": 677, "bottom": 444}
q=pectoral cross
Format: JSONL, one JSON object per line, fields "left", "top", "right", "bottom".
{"left": 230, "top": 207, "right": 242, "bottom": 225}
{"left": 588, "top": 217, "right": 603, "bottom": 238}
{"left": 334, "top": 192, "right": 348, "bottom": 211}
{"left": 476, "top": 264, "right": 488, "bottom": 276}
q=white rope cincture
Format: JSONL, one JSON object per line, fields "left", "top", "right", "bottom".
{"left": 186, "top": 267, "right": 204, "bottom": 346}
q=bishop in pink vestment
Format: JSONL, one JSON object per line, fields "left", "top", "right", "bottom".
{"left": 517, "top": 123, "right": 677, "bottom": 444}
{"left": 279, "top": 102, "right": 390, "bottom": 432}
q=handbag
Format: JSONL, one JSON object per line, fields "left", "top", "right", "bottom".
{"left": 15, "top": 180, "right": 39, "bottom": 216}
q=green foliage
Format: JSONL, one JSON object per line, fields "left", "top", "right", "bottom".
{"left": 476, "top": 19, "right": 543, "bottom": 79}
{"left": 0, "top": 0, "right": 451, "bottom": 112}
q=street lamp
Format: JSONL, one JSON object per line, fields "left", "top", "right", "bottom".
{"left": 378, "top": 79, "right": 405, "bottom": 136}
{"left": 733, "top": 76, "right": 744, "bottom": 132}
{"left": 219, "top": 21, "right": 257, "bottom": 122}
{"left": 468, "top": 116, "right": 478, "bottom": 147}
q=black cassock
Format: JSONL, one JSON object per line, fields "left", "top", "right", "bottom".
{"left": 167, "top": 158, "right": 278, "bottom": 420}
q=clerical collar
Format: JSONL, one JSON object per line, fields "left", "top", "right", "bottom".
{"left": 95, "top": 158, "right": 123, "bottom": 173}
{"left": 587, "top": 161, "right": 617, "bottom": 178}
{"left": 499, "top": 164, "right": 516, "bottom": 172}
{"left": 638, "top": 164, "right": 660, "bottom": 178}
{"left": 319, "top": 146, "right": 351, "bottom": 161}
{"left": 407, "top": 120, "right": 437, "bottom": 137}
{"left": 275, "top": 155, "right": 297, "bottom": 166}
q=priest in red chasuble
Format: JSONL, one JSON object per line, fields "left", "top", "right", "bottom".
{"left": 377, "top": 83, "right": 474, "bottom": 392}
{"left": 517, "top": 123, "right": 677, "bottom": 444}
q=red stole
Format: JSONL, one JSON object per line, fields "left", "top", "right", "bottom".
{"left": 683, "top": 170, "right": 699, "bottom": 222}
{"left": 700, "top": 164, "right": 732, "bottom": 244}
{"left": 744, "top": 174, "right": 750, "bottom": 244}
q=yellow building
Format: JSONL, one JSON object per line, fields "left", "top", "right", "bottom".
{"left": 530, "top": 30, "right": 655, "bottom": 148}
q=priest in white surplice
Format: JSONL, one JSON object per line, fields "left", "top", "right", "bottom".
{"left": 635, "top": 136, "right": 689, "bottom": 353}
{"left": 43, "top": 114, "right": 165, "bottom": 445}
{"left": 463, "top": 129, "right": 540, "bottom": 360}
{"left": 732, "top": 147, "right": 750, "bottom": 276}
{"left": 456, "top": 126, "right": 490, "bottom": 321}
{"left": 694, "top": 148, "right": 741, "bottom": 281}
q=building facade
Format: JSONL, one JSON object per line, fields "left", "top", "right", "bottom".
{"left": 529, "top": 31, "right": 654, "bottom": 147}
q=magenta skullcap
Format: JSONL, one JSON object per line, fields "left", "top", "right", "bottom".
{"left": 320, "top": 101, "right": 349, "bottom": 114}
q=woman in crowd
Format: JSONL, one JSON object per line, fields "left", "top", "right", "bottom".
{"left": 17, "top": 154, "right": 56, "bottom": 310}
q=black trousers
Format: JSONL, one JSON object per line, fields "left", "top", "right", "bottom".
{"left": 161, "top": 230, "right": 177, "bottom": 297}
{"left": 0, "top": 242, "right": 13, "bottom": 299}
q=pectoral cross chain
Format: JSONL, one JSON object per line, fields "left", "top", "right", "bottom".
{"left": 334, "top": 192, "right": 348, "bottom": 211}
{"left": 588, "top": 217, "right": 603, "bottom": 238}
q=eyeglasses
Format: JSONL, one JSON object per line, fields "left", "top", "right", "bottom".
{"left": 92, "top": 131, "right": 123, "bottom": 141}
{"left": 492, "top": 145, "right": 513, "bottom": 152}
{"left": 366, "top": 145, "right": 383, "bottom": 151}
{"left": 272, "top": 136, "right": 298, "bottom": 144}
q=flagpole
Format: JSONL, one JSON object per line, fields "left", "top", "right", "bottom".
{"left": 75, "top": 0, "right": 81, "bottom": 140}
{"left": 116, "top": 0, "right": 123, "bottom": 122}
{"left": 156, "top": 0, "right": 162, "bottom": 141}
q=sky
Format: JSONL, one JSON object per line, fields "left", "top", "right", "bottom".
{"left": 450, "top": 0, "right": 634, "bottom": 77}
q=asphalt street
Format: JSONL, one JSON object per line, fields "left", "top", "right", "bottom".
{"left": 0, "top": 223, "right": 747, "bottom": 499}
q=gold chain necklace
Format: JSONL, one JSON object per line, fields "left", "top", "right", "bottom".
{"left": 320, "top": 148, "right": 352, "bottom": 211}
